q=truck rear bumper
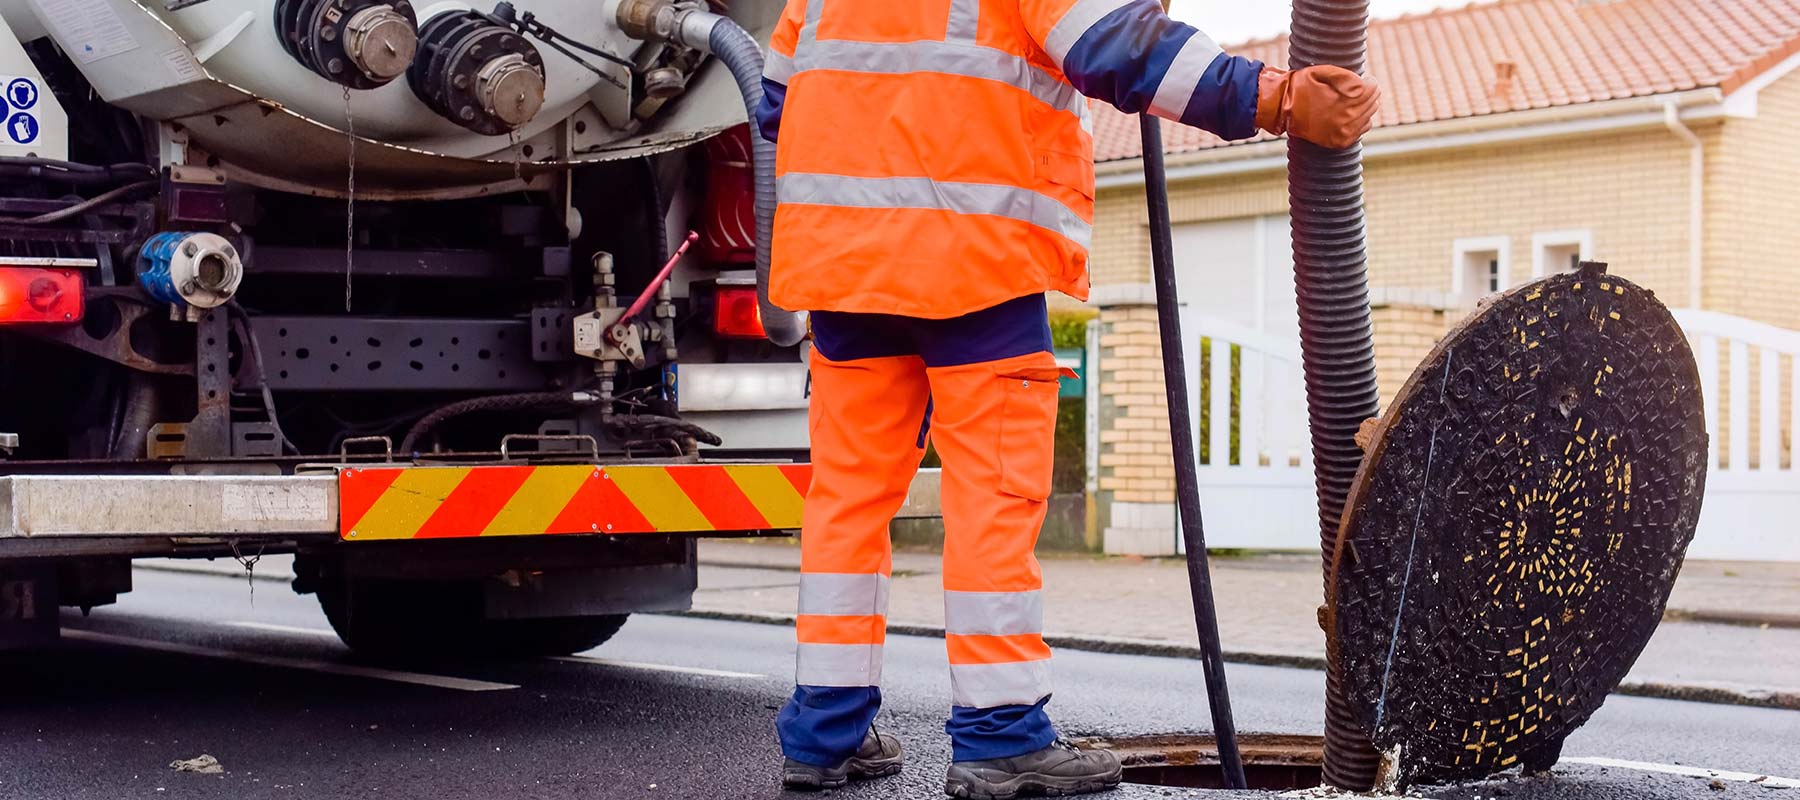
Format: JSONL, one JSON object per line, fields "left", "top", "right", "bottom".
{"left": 0, "top": 465, "right": 943, "bottom": 544}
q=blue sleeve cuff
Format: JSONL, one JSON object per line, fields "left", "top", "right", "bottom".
{"left": 756, "top": 78, "right": 787, "bottom": 143}
{"left": 1180, "top": 56, "right": 1263, "bottom": 141}
{"left": 1059, "top": 0, "right": 1264, "bottom": 140}
{"left": 1059, "top": 0, "right": 1194, "bottom": 115}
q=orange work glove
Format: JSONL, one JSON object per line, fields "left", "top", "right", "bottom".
{"left": 1255, "top": 65, "right": 1380, "bottom": 149}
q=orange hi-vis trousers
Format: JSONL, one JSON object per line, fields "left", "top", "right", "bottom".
{"left": 776, "top": 294, "right": 1070, "bottom": 766}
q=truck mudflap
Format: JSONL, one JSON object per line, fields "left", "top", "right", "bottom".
{"left": 340, "top": 463, "right": 811, "bottom": 540}
{"left": 0, "top": 465, "right": 943, "bottom": 542}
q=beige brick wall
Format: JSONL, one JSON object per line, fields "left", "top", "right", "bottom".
{"left": 1705, "top": 72, "right": 1800, "bottom": 330}
{"left": 1702, "top": 74, "right": 1800, "bottom": 468}
{"left": 1361, "top": 128, "right": 1699, "bottom": 301}
{"left": 1372, "top": 303, "right": 1456, "bottom": 408}
{"left": 1095, "top": 304, "right": 1175, "bottom": 504}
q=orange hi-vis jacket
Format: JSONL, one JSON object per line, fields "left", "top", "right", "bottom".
{"left": 758, "top": 0, "right": 1267, "bottom": 319}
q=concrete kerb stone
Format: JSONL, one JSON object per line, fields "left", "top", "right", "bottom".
{"left": 665, "top": 609, "right": 1800, "bottom": 712}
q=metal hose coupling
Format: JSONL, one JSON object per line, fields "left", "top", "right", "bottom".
{"left": 1286, "top": 0, "right": 1384, "bottom": 790}
{"left": 616, "top": 0, "right": 809, "bottom": 348}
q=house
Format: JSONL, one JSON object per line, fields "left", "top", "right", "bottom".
{"left": 1084, "top": 0, "right": 1800, "bottom": 556}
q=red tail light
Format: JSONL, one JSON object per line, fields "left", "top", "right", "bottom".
{"left": 713, "top": 286, "right": 766, "bottom": 340}
{"left": 0, "top": 268, "right": 83, "bottom": 323}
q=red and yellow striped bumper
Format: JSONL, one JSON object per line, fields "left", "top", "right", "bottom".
{"left": 338, "top": 463, "right": 812, "bottom": 541}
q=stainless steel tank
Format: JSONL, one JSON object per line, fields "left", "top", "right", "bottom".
{"left": 6, "top": 0, "right": 775, "bottom": 197}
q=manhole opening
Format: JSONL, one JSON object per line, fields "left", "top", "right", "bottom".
{"left": 1073, "top": 733, "right": 1325, "bottom": 791}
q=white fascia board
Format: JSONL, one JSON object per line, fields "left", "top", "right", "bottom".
{"left": 1722, "top": 47, "right": 1800, "bottom": 118}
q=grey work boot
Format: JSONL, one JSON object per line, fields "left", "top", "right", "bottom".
{"left": 781, "top": 726, "right": 904, "bottom": 791}
{"left": 944, "top": 739, "right": 1122, "bottom": 799}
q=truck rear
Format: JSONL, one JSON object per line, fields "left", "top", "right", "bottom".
{"left": 0, "top": 0, "right": 932, "bottom": 657}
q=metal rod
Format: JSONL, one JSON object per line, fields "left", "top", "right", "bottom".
{"left": 623, "top": 231, "right": 698, "bottom": 321}
{"left": 1286, "top": 0, "right": 1384, "bottom": 789}
{"left": 1138, "top": 113, "right": 1247, "bottom": 790}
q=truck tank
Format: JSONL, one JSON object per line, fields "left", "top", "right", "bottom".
{"left": 3, "top": 0, "right": 776, "bottom": 198}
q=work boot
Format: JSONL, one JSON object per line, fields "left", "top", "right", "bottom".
{"left": 944, "top": 739, "right": 1122, "bottom": 799}
{"left": 781, "top": 726, "right": 904, "bottom": 791}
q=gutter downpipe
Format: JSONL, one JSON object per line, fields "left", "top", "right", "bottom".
{"left": 1663, "top": 101, "right": 1705, "bottom": 310}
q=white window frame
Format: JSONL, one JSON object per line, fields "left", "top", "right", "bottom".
{"left": 1531, "top": 229, "right": 1595, "bottom": 278}
{"left": 1451, "top": 236, "right": 1512, "bottom": 303}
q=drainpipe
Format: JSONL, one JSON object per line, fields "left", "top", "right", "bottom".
{"left": 1662, "top": 101, "right": 1704, "bottom": 309}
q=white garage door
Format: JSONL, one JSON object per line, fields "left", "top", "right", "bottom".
{"left": 1172, "top": 214, "right": 1296, "bottom": 344}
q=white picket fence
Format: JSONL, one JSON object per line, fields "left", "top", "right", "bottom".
{"left": 1177, "top": 310, "right": 1317, "bottom": 553}
{"left": 1174, "top": 306, "right": 1800, "bottom": 562}
{"left": 1673, "top": 309, "right": 1800, "bottom": 561}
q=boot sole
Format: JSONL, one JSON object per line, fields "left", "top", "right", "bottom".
{"left": 783, "top": 756, "right": 904, "bottom": 792}
{"left": 944, "top": 767, "right": 1123, "bottom": 800}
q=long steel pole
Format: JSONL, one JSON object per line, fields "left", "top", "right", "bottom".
{"left": 1138, "top": 113, "right": 1247, "bottom": 790}
{"left": 1285, "top": 0, "right": 1384, "bottom": 789}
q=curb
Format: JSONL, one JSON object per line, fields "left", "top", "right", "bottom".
{"left": 668, "top": 608, "right": 1800, "bottom": 712}
{"left": 1662, "top": 607, "right": 1800, "bottom": 631}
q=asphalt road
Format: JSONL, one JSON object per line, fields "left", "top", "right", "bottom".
{"left": 1, "top": 569, "right": 1795, "bottom": 800}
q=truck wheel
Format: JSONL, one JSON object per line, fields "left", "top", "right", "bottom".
{"left": 316, "top": 579, "right": 628, "bottom": 660}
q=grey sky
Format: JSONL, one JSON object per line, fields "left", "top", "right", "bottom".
{"left": 1169, "top": 0, "right": 1465, "bottom": 45}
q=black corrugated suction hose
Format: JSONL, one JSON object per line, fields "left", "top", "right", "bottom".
{"left": 1287, "top": 0, "right": 1385, "bottom": 790}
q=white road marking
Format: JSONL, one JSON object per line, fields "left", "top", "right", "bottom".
{"left": 550, "top": 655, "right": 763, "bottom": 679}
{"left": 1562, "top": 756, "right": 1800, "bottom": 788}
{"left": 228, "top": 621, "right": 338, "bottom": 638}
{"left": 63, "top": 629, "right": 519, "bottom": 692}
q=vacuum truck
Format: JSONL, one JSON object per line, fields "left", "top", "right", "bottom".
{"left": 0, "top": 0, "right": 934, "bottom": 657}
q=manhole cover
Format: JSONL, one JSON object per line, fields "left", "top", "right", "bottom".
{"left": 1074, "top": 733, "right": 1324, "bottom": 790}
{"left": 1330, "top": 263, "right": 1708, "bottom": 786}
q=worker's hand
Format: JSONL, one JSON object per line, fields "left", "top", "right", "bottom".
{"left": 1255, "top": 65, "right": 1380, "bottom": 149}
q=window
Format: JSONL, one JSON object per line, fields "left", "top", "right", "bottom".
{"left": 1532, "top": 230, "right": 1594, "bottom": 278}
{"left": 1452, "top": 236, "right": 1511, "bottom": 306}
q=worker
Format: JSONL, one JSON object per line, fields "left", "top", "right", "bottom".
{"left": 757, "top": 0, "right": 1378, "bottom": 795}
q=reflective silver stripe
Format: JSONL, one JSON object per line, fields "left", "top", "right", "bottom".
{"left": 1042, "top": 0, "right": 1136, "bottom": 68}
{"left": 943, "top": 590, "right": 1043, "bottom": 637}
{"left": 949, "top": 661, "right": 1052, "bottom": 708}
{"left": 946, "top": 0, "right": 980, "bottom": 42}
{"left": 765, "top": 51, "right": 796, "bottom": 84}
{"left": 778, "top": 174, "right": 1092, "bottom": 248}
{"left": 1148, "top": 31, "right": 1223, "bottom": 121}
{"left": 797, "top": 0, "right": 824, "bottom": 46}
{"left": 798, "top": 573, "right": 892, "bottom": 618}
{"left": 792, "top": 39, "right": 1087, "bottom": 119}
{"left": 797, "top": 643, "right": 884, "bottom": 687}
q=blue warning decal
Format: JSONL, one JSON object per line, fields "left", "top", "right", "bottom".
{"left": 6, "top": 78, "right": 36, "bottom": 110}
{"left": 7, "top": 112, "right": 38, "bottom": 145}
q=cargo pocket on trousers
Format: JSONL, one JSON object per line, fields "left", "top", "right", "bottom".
{"left": 996, "top": 367, "right": 1064, "bottom": 502}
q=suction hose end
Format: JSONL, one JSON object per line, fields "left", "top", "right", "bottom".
{"left": 693, "top": 13, "right": 809, "bottom": 348}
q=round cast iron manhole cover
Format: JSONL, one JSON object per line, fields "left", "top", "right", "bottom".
{"left": 1330, "top": 263, "right": 1708, "bottom": 786}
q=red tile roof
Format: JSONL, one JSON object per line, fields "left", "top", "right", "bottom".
{"left": 1094, "top": 0, "right": 1800, "bottom": 162}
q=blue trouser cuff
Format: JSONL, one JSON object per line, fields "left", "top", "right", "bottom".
{"left": 946, "top": 697, "right": 1060, "bottom": 762}
{"left": 777, "top": 685, "right": 882, "bottom": 767}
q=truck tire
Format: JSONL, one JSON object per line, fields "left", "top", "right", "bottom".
{"left": 316, "top": 578, "right": 628, "bottom": 661}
